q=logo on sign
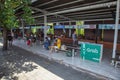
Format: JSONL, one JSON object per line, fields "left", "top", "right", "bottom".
{"left": 86, "top": 48, "right": 98, "bottom": 54}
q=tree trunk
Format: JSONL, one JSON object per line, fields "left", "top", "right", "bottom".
{"left": 3, "top": 27, "right": 8, "bottom": 50}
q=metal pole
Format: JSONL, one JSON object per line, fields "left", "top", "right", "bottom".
{"left": 95, "top": 24, "right": 99, "bottom": 43}
{"left": 21, "top": 19, "right": 24, "bottom": 38}
{"left": 44, "top": 14, "right": 47, "bottom": 41}
{"left": 112, "top": 0, "right": 119, "bottom": 62}
{"left": 69, "top": 21, "right": 72, "bottom": 37}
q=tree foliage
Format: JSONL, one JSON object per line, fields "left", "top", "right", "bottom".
{"left": 0, "top": 0, "right": 34, "bottom": 29}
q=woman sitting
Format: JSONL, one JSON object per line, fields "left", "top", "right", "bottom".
{"left": 50, "top": 37, "right": 61, "bottom": 53}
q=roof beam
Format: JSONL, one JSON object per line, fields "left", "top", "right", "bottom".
{"left": 36, "top": 0, "right": 59, "bottom": 7}
{"left": 70, "top": 15, "right": 112, "bottom": 20}
{"left": 33, "top": 1, "right": 116, "bottom": 18}
{"left": 50, "top": 0, "right": 111, "bottom": 12}
{"left": 31, "top": 7, "right": 74, "bottom": 20}
{"left": 33, "top": 8, "right": 115, "bottom": 18}
{"left": 31, "top": 7, "right": 46, "bottom": 13}
{"left": 34, "top": 18, "right": 114, "bottom": 25}
{"left": 63, "top": 8, "right": 115, "bottom": 16}
{"left": 65, "top": 12, "right": 111, "bottom": 17}
{"left": 45, "top": 0, "right": 84, "bottom": 10}
{"left": 36, "top": 14, "right": 112, "bottom": 22}
{"left": 47, "top": 14, "right": 112, "bottom": 20}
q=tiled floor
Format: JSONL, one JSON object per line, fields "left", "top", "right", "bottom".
{"left": 13, "top": 40, "right": 120, "bottom": 80}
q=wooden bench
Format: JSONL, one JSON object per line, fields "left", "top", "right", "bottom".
{"left": 60, "top": 38, "right": 73, "bottom": 45}
{"left": 56, "top": 48, "right": 68, "bottom": 52}
{"left": 56, "top": 48, "right": 73, "bottom": 57}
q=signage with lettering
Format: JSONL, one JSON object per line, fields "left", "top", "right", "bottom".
{"left": 78, "top": 25, "right": 96, "bottom": 29}
{"left": 65, "top": 26, "right": 74, "bottom": 29}
{"left": 54, "top": 25, "right": 65, "bottom": 29}
{"left": 99, "top": 24, "right": 120, "bottom": 29}
{"left": 80, "top": 42, "right": 103, "bottom": 63}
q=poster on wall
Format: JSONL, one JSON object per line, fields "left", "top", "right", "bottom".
{"left": 76, "top": 21, "right": 84, "bottom": 35}
{"left": 47, "top": 23, "right": 54, "bottom": 34}
{"left": 76, "top": 21, "right": 84, "bottom": 26}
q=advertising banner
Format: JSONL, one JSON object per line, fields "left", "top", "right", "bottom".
{"left": 65, "top": 26, "right": 74, "bottom": 29}
{"left": 80, "top": 42, "right": 103, "bottom": 63}
{"left": 99, "top": 24, "right": 120, "bottom": 29}
{"left": 54, "top": 25, "right": 65, "bottom": 29}
{"left": 77, "top": 25, "right": 96, "bottom": 29}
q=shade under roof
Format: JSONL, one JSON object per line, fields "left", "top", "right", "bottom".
{"left": 17, "top": 0, "right": 119, "bottom": 25}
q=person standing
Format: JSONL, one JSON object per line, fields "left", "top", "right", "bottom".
{"left": 11, "top": 31, "right": 14, "bottom": 39}
{"left": 8, "top": 33, "right": 13, "bottom": 47}
{"left": 72, "top": 31, "right": 77, "bottom": 46}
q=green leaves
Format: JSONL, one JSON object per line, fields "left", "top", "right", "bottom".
{"left": 22, "top": 0, "right": 34, "bottom": 24}
{"left": 0, "top": 0, "right": 34, "bottom": 29}
{"left": 0, "top": 0, "right": 16, "bottom": 29}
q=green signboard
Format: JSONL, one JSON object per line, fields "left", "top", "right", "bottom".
{"left": 80, "top": 42, "right": 103, "bottom": 63}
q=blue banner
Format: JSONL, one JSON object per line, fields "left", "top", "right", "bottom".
{"left": 54, "top": 25, "right": 65, "bottom": 29}
{"left": 99, "top": 24, "right": 120, "bottom": 29}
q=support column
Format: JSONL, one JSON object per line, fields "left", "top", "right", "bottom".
{"left": 69, "top": 21, "right": 72, "bottom": 37}
{"left": 95, "top": 24, "right": 99, "bottom": 43}
{"left": 21, "top": 19, "right": 24, "bottom": 38}
{"left": 112, "top": 0, "right": 120, "bottom": 62}
{"left": 44, "top": 14, "right": 47, "bottom": 41}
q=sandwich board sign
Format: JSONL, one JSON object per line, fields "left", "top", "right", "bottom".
{"left": 80, "top": 42, "right": 103, "bottom": 63}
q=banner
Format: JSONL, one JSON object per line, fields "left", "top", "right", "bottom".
{"left": 76, "top": 21, "right": 84, "bottom": 35}
{"left": 99, "top": 24, "right": 120, "bottom": 29}
{"left": 77, "top": 25, "right": 96, "bottom": 29}
{"left": 54, "top": 25, "right": 65, "bottom": 29}
{"left": 76, "top": 21, "right": 84, "bottom": 26}
{"left": 65, "top": 26, "right": 74, "bottom": 29}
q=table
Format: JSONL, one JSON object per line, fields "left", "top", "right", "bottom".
{"left": 66, "top": 46, "right": 80, "bottom": 58}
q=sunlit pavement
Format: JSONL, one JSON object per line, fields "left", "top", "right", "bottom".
{"left": 0, "top": 43, "right": 105, "bottom": 80}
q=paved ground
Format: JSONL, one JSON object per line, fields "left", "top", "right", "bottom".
{"left": 0, "top": 46, "right": 106, "bottom": 80}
